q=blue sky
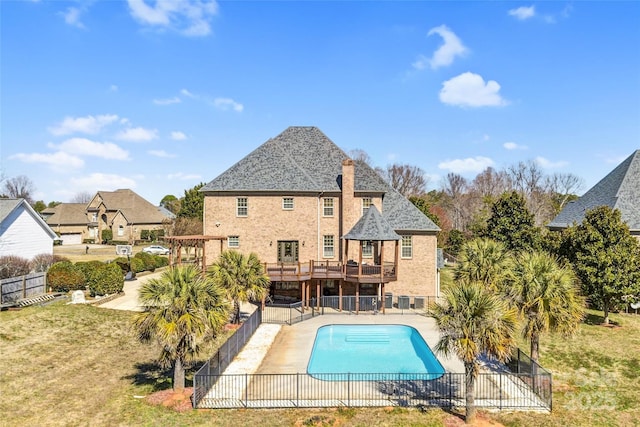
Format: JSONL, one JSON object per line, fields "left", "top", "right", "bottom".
{"left": 1, "top": 1, "right": 639, "bottom": 205}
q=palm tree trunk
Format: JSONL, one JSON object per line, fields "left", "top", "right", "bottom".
{"left": 530, "top": 333, "right": 540, "bottom": 364}
{"left": 234, "top": 299, "right": 241, "bottom": 324}
{"left": 173, "top": 358, "right": 185, "bottom": 391}
{"left": 464, "top": 361, "right": 476, "bottom": 424}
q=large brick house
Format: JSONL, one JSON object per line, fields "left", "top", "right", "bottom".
{"left": 548, "top": 149, "right": 640, "bottom": 239}
{"left": 200, "top": 127, "right": 440, "bottom": 305}
{"left": 43, "top": 189, "right": 174, "bottom": 244}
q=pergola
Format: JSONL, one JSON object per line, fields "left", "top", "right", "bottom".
{"left": 163, "top": 235, "right": 227, "bottom": 273}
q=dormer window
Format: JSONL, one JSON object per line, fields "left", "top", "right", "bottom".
{"left": 362, "top": 197, "right": 372, "bottom": 215}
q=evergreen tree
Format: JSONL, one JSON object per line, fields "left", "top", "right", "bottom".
{"left": 565, "top": 206, "right": 640, "bottom": 324}
{"left": 482, "top": 191, "right": 541, "bottom": 252}
{"left": 177, "top": 183, "right": 205, "bottom": 220}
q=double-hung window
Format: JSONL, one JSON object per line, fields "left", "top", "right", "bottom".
{"left": 401, "top": 235, "right": 413, "bottom": 259}
{"left": 236, "top": 197, "right": 248, "bottom": 217}
{"left": 228, "top": 236, "right": 240, "bottom": 248}
{"left": 323, "top": 235, "right": 335, "bottom": 258}
{"left": 362, "top": 197, "right": 372, "bottom": 215}
{"left": 282, "top": 197, "right": 294, "bottom": 210}
{"left": 323, "top": 198, "right": 334, "bottom": 217}
{"left": 362, "top": 240, "right": 373, "bottom": 258}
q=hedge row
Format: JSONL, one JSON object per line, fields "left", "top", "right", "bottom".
{"left": 46, "top": 252, "right": 168, "bottom": 296}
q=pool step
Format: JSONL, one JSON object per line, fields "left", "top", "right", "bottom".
{"left": 345, "top": 332, "right": 390, "bottom": 343}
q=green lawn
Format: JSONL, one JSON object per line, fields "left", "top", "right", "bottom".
{"left": 1, "top": 301, "right": 638, "bottom": 426}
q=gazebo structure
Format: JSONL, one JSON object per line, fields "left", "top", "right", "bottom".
{"left": 340, "top": 205, "right": 401, "bottom": 314}
{"left": 163, "top": 235, "right": 227, "bottom": 273}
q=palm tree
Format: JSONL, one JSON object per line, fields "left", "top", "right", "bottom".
{"left": 430, "top": 281, "right": 517, "bottom": 424}
{"left": 454, "top": 238, "right": 512, "bottom": 291}
{"left": 208, "top": 250, "right": 270, "bottom": 324}
{"left": 133, "top": 265, "right": 230, "bottom": 391}
{"left": 508, "top": 251, "right": 586, "bottom": 364}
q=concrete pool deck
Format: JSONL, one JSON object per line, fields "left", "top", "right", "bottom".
{"left": 255, "top": 313, "right": 465, "bottom": 374}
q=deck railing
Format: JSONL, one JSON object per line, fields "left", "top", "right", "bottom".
{"left": 263, "top": 260, "right": 398, "bottom": 282}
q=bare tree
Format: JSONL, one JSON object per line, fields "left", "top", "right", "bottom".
{"left": 441, "top": 173, "right": 469, "bottom": 231}
{"left": 348, "top": 149, "right": 374, "bottom": 166}
{"left": 546, "top": 172, "right": 584, "bottom": 211}
{"left": 2, "top": 175, "right": 35, "bottom": 204}
{"left": 70, "top": 191, "right": 94, "bottom": 203}
{"left": 471, "top": 167, "right": 511, "bottom": 200}
{"left": 384, "top": 163, "right": 428, "bottom": 197}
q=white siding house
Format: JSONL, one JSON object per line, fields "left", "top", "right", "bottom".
{"left": 0, "top": 199, "right": 57, "bottom": 260}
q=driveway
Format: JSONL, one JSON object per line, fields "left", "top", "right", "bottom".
{"left": 98, "top": 270, "right": 165, "bottom": 311}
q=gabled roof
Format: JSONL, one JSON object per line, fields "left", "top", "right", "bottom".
{"left": 0, "top": 198, "right": 57, "bottom": 239}
{"left": 548, "top": 150, "right": 640, "bottom": 231}
{"left": 44, "top": 203, "right": 87, "bottom": 226}
{"left": 343, "top": 205, "right": 401, "bottom": 241}
{"left": 93, "top": 189, "right": 172, "bottom": 224}
{"left": 201, "top": 126, "right": 440, "bottom": 232}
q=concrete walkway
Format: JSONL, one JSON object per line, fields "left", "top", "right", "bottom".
{"left": 98, "top": 270, "right": 165, "bottom": 311}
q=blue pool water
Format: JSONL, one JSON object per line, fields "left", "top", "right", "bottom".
{"left": 307, "top": 324, "right": 445, "bottom": 381}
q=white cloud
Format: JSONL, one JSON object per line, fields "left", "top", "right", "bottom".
{"left": 148, "top": 150, "right": 176, "bottom": 158}
{"left": 170, "top": 131, "right": 187, "bottom": 140}
{"left": 153, "top": 96, "right": 181, "bottom": 105}
{"left": 412, "top": 54, "right": 429, "bottom": 71}
{"left": 438, "top": 156, "right": 495, "bottom": 173}
{"left": 535, "top": 156, "right": 568, "bottom": 169}
{"left": 9, "top": 151, "right": 84, "bottom": 172}
{"left": 60, "top": 6, "right": 86, "bottom": 29}
{"left": 213, "top": 97, "right": 244, "bottom": 112}
{"left": 509, "top": 6, "right": 536, "bottom": 20}
{"left": 70, "top": 173, "right": 137, "bottom": 191}
{"left": 503, "top": 142, "right": 528, "bottom": 150}
{"left": 109, "top": 84, "right": 119, "bottom": 92}
{"left": 49, "top": 138, "right": 130, "bottom": 160}
{"left": 425, "top": 25, "right": 468, "bottom": 69}
{"left": 167, "top": 172, "right": 201, "bottom": 180}
{"left": 116, "top": 126, "right": 158, "bottom": 142}
{"left": 439, "top": 72, "right": 508, "bottom": 107}
{"left": 180, "top": 88, "right": 196, "bottom": 98}
{"left": 127, "top": 0, "right": 218, "bottom": 37}
{"left": 48, "top": 114, "right": 119, "bottom": 136}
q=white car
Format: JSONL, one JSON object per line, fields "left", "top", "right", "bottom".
{"left": 142, "top": 245, "right": 170, "bottom": 255}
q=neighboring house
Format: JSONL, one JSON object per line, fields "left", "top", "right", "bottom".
{"left": 0, "top": 198, "right": 57, "bottom": 259}
{"left": 200, "top": 126, "right": 441, "bottom": 304}
{"left": 549, "top": 150, "right": 640, "bottom": 238}
{"left": 44, "top": 189, "right": 175, "bottom": 244}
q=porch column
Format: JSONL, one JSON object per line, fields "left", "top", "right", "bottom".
{"left": 339, "top": 282, "right": 343, "bottom": 312}
{"left": 316, "top": 280, "right": 321, "bottom": 310}
{"left": 301, "top": 282, "right": 306, "bottom": 312}
{"left": 379, "top": 241, "right": 385, "bottom": 281}
{"left": 355, "top": 283, "right": 360, "bottom": 314}
{"left": 381, "top": 282, "right": 385, "bottom": 314}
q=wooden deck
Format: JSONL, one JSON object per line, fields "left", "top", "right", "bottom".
{"left": 263, "top": 261, "right": 397, "bottom": 283}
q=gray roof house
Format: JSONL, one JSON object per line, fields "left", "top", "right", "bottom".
{"left": 548, "top": 150, "right": 640, "bottom": 235}
{"left": 200, "top": 126, "right": 441, "bottom": 305}
{"left": 0, "top": 198, "right": 57, "bottom": 259}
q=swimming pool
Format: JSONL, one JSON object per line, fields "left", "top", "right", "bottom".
{"left": 307, "top": 324, "right": 445, "bottom": 381}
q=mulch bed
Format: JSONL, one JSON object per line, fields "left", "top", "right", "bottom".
{"left": 146, "top": 388, "right": 193, "bottom": 412}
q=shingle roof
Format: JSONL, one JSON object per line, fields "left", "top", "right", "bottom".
{"left": 96, "top": 189, "right": 171, "bottom": 224}
{"left": 0, "top": 198, "right": 57, "bottom": 238}
{"left": 0, "top": 199, "right": 21, "bottom": 224}
{"left": 202, "top": 126, "right": 440, "bottom": 232}
{"left": 343, "top": 205, "right": 401, "bottom": 241}
{"left": 44, "top": 203, "right": 87, "bottom": 226}
{"left": 548, "top": 150, "right": 640, "bottom": 231}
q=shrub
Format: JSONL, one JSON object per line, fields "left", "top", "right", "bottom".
{"left": 75, "top": 261, "right": 105, "bottom": 283}
{"left": 30, "top": 253, "right": 61, "bottom": 273}
{"left": 130, "top": 257, "right": 145, "bottom": 274}
{"left": 101, "top": 229, "right": 113, "bottom": 243}
{"left": 88, "top": 263, "right": 124, "bottom": 297}
{"left": 112, "top": 257, "right": 131, "bottom": 274}
{"left": 134, "top": 252, "right": 156, "bottom": 272}
{"left": 47, "top": 262, "right": 86, "bottom": 292}
{"left": 82, "top": 239, "right": 95, "bottom": 244}
{"left": 0, "top": 255, "right": 31, "bottom": 279}
{"left": 110, "top": 240, "right": 129, "bottom": 246}
{"left": 153, "top": 255, "right": 169, "bottom": 269}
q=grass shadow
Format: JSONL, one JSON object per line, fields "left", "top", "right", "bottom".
{"left": 123, "top": 361, "right": 174, "bottom": 392}
{"left": 583, "top": 312, "right": 619, "bottom": 326}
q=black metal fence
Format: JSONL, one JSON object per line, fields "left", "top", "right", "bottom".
{"left": 506, "top": 348, "right": 553, "bottom": 410}
{"left": 194, "top": 371, "right": 551, "bottom": 410}
{"left": 192, "top": 309, "right": 262, "bottom": 406}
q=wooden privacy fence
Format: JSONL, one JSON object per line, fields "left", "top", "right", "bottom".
{"left": 0, "top": 272, "right": 47, "bottom": 304}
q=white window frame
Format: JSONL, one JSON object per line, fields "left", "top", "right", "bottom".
{"left": 401, "top": 235, "right": 413, "bottom": 259}
{"left": 117, "top": 225, "right": 124, "bottom": 236}
{"left": 323, "top": 197, "right": 334, "bottom": 217}
{"left": 236, "top": 197, "right": 248, "bottom": 217}
{"left": 228, "top": 236, "right": 240, "bottom": 248}
{"left": 361, "top": 240, "right": 373, "bottom": 258}
{"left": 282, "top": 197, "right": 294, "bottom": 210}
{"left": 323, "top": 235, "right": 335, "bottom": 258}
{"left": 362, "top": 197, "right": 372, "bottom": 215}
